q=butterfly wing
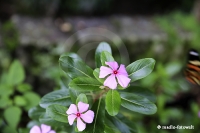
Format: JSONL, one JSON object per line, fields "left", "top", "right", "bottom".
{"left": 184, "top": 49, "right": 200, "bottom": 85}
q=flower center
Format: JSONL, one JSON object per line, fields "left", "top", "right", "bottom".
{"left": 113, "top": 70, "right": 118, "bottom": 74}
{"left": 76, "top": 113, "right": 81, "bottom": 117}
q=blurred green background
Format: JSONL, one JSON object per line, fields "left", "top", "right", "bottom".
{"left": 0, "top": 0, "right": 200, "bottom": 133}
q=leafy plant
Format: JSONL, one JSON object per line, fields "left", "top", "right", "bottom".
{"left": 28, "top": 42, "right": 157, "bottom": 133}
{"left": 0, "top": 60, "right": 40, "bottom": 133}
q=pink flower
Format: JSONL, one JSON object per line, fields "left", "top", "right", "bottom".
{"left": 66, "top": 102, "right": 94, "bottom": 131}
{"left": 198, "top": 111, "right": 200, "bottom": 118}
{"left": 99, "top": 61, "right": 131, "bottom": 89}
{"left": 30, "top": 124, "right": 56, "bottom": 133}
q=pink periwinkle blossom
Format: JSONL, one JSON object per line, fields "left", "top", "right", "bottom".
{"left": 99, "top": 61, "right": 131, "bottom": 89}
{"left": 66, "top": 102, "right": 94, "bottom": 131}
{"left": 30, "top": 124, "right": 56, "bottom": 133}
{"left": 198, "top": 111, "right": 200, "bottom": 118}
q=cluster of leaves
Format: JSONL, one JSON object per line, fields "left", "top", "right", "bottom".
{"left": 0, "top": 60, "right": 40, "bottom": 133}
{"left": 28, "top": 42, "right": 157, "bottom": 133}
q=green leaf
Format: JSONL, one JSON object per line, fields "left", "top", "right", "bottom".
{"left": 104, "top": 118, "right": 121, "bottom": 133}
{"left": 59, "top": 53, "right": 94, "bottom": 79}
{"left": 93, "top": 68, "right": 104, "bottom": 83}
{"left": 14, "top": 95, "right": 27, "bottom": 106}
{"left": 69, "top": 88, "right": 79, "bottom": 103}
{"left": 60, "top": 73, "right": 71, "bottom": 89}
{"left": 40, "top": 89, "right": 71, "bottom": 108}
{"left": 69, "top": 77, "right": 102, "bottom": 91}
{"left": 27, "top": 120, "right": 40, "bottom": 128}
{"left": 126, "top": 86, "right": 156, "bottom": 103}
{"left": 95, "top": 42, "right": 112, "bottom": 67}
{"left": 100, "top": 51, "right": 115, "bottom": 66}
{"left": 0, "top": 96, "right": 12, "bottom": 108}
{"left": 4, "top": 106, "right": 22, "bottom": 128}
{"left": 105, "top": 90, "right": 121, "bottom": 116}
{"left": 23, "top": 92, "right": 40, "bottom": 111}
{"left": 28, "top": 105, "right": 45, "bottom": 120}
{"left": 39, "top": 113, "right": 66, "bottom": 127}
{"left": 107, "top": 113, "right": 137, "bottom": 133}
{"left": 126, "top": 58, "right": 155, "bottom": 82}
{"left": 165, "top": 61, "right": 181, "bottom": 77}
{"left": 76, "top": 94, "right": 88, "bottom": 104}
{"left": 0, "top": 84, "right": 14, "bottom": 97}
{"left": 16, "top": 83, "right": 32, "bottom": 93}
{"left": 85, "top": 98, "right": 105, "bottom": 133}
{"left": 46, "top": 104, "right": 68, "bottom": 123}
{"left": 120, "top": 92, "right": 157, "bottom": 115}
{"left": 7, "top": 60, "right": 25, "bottom": 85}
{"left": 3, "top": 126, "right": 18, "bottom": 133}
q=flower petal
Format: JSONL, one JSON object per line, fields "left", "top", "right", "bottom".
{"left": 116, "top": 74, "right": 131, "bottom": 88}
{"left": 104, "top": 74, "right": 117, "bottom": 89}
{"left": 66, "top": 104, "right": 77, "bottom": 115}
{"left": 48, "top": 131, "right": 56, "bottom": 133}
{"left": 68, "top": 114, "right": 77, "bottom": 125}
{"left": 41, "top": 124, "right": 51, "bottom": 133}
{"left": 77, "top": 118, "right": 86, "bottom": 131}
{"left": 99, "top": 66, "right": 112, "bottom": 78}
{"left": 105, "top": 62, "right": 119, "bottom": 70}
{"left": 78, "top": 102, "right": 89, "bottom": 113}
{"left": 81, "top": 110, "right": 94, "bottom": 123}
{"left": 30, "top": 125, "right": 41, "bottom": 133}
{"left": 118, "top": 64, "right": 128, "bottom": 76}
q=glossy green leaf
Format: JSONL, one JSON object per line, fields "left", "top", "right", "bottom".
{"left": 23, "top": 92, "right": 40, "bottom": 111}
{"left": 69, "top": 88, "right": 79, "bottom": 103}
{"left": 126, "top": 58, "right": 155, "bottom": 82}
{"left": 39, "top": 113, "right": 66, "bottom": 127}
{"left": 126, "top": 86, "right": 156, "bottom": 103}
{"left": 105, "top": 90, "right": 121, "bottom": 116}
{"left": 100, "top": 51, "right": 115, "bottom": 66}
{"left": 104, "top": 118, "right": 121, "bottom": 133}
{"left": 85, "top": 98, "right": 105, "bottom": 133}
{"left": 107, "top": 113, "right": 137, "bottom": 133}
{"left": 40, "top": 89, "right": 71, "bottom": 108}
{"left": 4, "top": 106, "right": 22, "bottom": 128}
{"left": 28, "top": 105, "right": 45, "bottom": 120}
{"left": 27, "top": 120, "right": 40, "bottom": 128}
{"left": 93, "top": 68, "right": 104, "bottom": 83}
{"left": 76, "top": 94, "right": 88, "bottom": 104}
{"left": 69, "top": 77, "right": 102, "bottom": 91}
{"left": 46, "top": 104, "right": 68, "bottom": 123}
{"left": 7, "top": 60, "right": 25, "bottom": 85}
{"left": 95, "top": 42, "right": 112, "bottom": 67}
{"left": 59, "top": 53, "right": 93, "bottom": 79}
{"left": 60, "top": 73, "right": 71, "bottom": 89}
{"left": 14, "top": 95, "right": 27, "bottom": 106}
{"left": 121, "top": 92, "right": 157, "bottom": 115}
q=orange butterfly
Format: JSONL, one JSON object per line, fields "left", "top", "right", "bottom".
{"left": 184, "top": 49, "right": 200, "bottom": 85}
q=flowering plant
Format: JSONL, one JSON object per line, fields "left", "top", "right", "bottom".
{"left": 28, "top": 42, "right": 157, "bottom": 133}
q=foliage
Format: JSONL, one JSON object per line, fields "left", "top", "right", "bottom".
{"left": 0, "top": 60, "right": 40, "bottom": 133}
{"left": 28, "top": 42, "right": 157, "bottom": 132}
